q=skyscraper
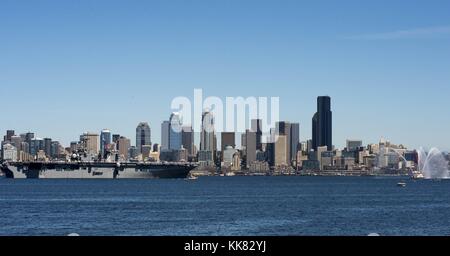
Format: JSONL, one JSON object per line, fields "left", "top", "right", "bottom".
{"left": 199, "top": 110, "right": 216, "bottom": 163}
{"left": 117, "top": 136, "right": 131, "bottom": 160}
{"left": 100, "top": 129, "right": 111, "bottom": 158}
{"left": 80, "top": 132, "right": 99, "bottom": 155}
{"left": 161, "top": 121, "right": 170, "bottom": 150}
{"left": 200, "top": 110, "right": 215, "bottom": 152}
{"left": 290, "top": 123, "right": 300, "bottom": 163}
{"left": 4, "top": 130, "right": 15, "bottom": 142}
{"left": 169, "top": 112, "right": 182, "bottom": 150}
{"left": 136, "top": 122, "right": 151, "bottom": 154}
{"left": 245, "top": 130, "right": 257, "bottom": 168}
{"left": 44, "top": 138, "right": 52, "bottom": 158}
{"left": 25, "top": 132, "right": 34, "bottom": 148}
{"left": 274, "top": 135, "right": 287, "bottom": 167}
{"left": 312, "top": 96, "right": 332, "bottom": 151}
{"left": 276, "top": 121, "right": 291, "bottom": 165}
{"left": 251, "top": 119, "right": 262, "bottom": 150}
{"left": 51, "top": 141, "right": 60, "bottom": 158}
{"left": 181, "top": 126, "right": 194, "bottom": 155}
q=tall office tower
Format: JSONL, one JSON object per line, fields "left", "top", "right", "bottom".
{"left": 181, "top": 126, "right": 194, "bottom": 155}
{"left": 221, "top": 132, "right": 236, "bottom": 159}
{"left": 169, "top": 112, "right": 182, "bottom": 150}
{"left": 4, "top": 130, "right": 15, "bottom": 142}
{"left": 30, "top": 138, "right": 44, "bottom": 156}
{"left": 80, "top": 132, "right": 99, "bottom": 155}
{"left": 136, "top": 122, "right": 151, "bottom": 154}
{"left": 117, "top": 136, "right": 131, "bottom": 160}
{"left": 251, "top": 119, "right": 262, "bottom": 150}
{"left": 100, "top": 129, "right": 112, "bottom": 158}
{"left": 312, "top": 96, "right": 332, "bottom": 151}
{"left": 266, "top": 142, "right": 275, "bottom": 167}
{"left": 245, "top": 130, "right": 257, "bottom": 168}
{"left": 51, "top": 141, "right": 60, "bottom": 158}
{"left": 276, "top": 121, "right": 291, "bottom": 165}
{"left": 161, "top": 121, "right": 170, "bottom": 150}
{"left": 10, "top": 135, "right": 23, "bottom": 151}
{"left": 274, "top": 135, "right": 287, "bottom": 167}
{"left": 290, "top": 123, "right": 300, "bottom": 163}
{"left": 25, "top": 132, "right": 34, "bottom": 149}
{"left": 43, "top": 138, "right": 52, "bottom": 158}
{"left": 200, "top": 110, "right": 215, "bottom": 153}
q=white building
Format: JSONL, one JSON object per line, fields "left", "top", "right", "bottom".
{"left": 2, "top": 143, "right": 17, "bottom": 161}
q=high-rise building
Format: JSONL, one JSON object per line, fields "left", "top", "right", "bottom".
{"left": 200, "top": 110, "right": 215, "bottom": 159}
{"left": 30, "top": 138, "right": 44, "bottom": 156}
{"left": 290, "top": 123, "right": 300, "bottom": 163}
{"left": 51, "top": 141, "right": 61, "bottom": 158}
{"left": 161, "top": 121, "right": 170, "bottom": 150}
{"left": 181, "top": 126, "right": 194, "bottom": 155}
{"left": 44, "top": 138, "right": 52, "bottom": 158}
{"left": 245, "top": 130, "right": 257, "bottom": 168}
{"left": 4, "top": 130, "right": 15, "bottom": 142}
{"left": 24, "top": 132, "right": 35, "bottom": 152}
{"left": 221, "top": 132, "right": 235, "bottom": 160}
{"left": 169, "top": 112, "right": 182, "bottom": 150}
{"left": 274, "top": 135, "right": 287, "bottom": 167}
{"left": 10, "top": 135, "right": 23, "bottom": 151}
{"left": 117, "top": 136, "right": 131, "bottom": 160}
{"left": 80, "top": 132, "right": 99, "bottom": 155}
{"left": 136, "top": 122, "right": 151, "bottom": 154}
{"left": 276, "top": 121, "right": 291, "bottom": 165}
{"left": 312, "top": 96, "right": 332, "bottom": 151}
{"left": 251, "top": 119, "right": 262, "bottom": 150}
{"left": 100, "top": 129, "right": 112, "bottom": 158}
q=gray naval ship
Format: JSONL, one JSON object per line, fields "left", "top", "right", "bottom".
{"left": 0, "top": 161, "right": 197, "bottom": 179}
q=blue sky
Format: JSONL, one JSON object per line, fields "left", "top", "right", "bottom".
{"left": 1, "top": 0, "right": 450, "bottom": 150}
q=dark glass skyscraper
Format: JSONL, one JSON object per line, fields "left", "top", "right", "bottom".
{"left": 251, "top": 119, "right": 262, "bottom": 150}
{"left": 136, "top": 122, "right": 151, "bottom": 153}
{"left": 312, "top": 96, "right": 332, "bottom": 151}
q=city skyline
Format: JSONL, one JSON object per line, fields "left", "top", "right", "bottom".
{"left": 1, "top": 1, "right": 450, "bottom": 150}
{"left": 1, "top": 94, "right": 445, "bottom": 154}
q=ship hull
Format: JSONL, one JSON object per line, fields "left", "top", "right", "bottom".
{"left": 1, "top": 165, "right": 193, "bottom": 179}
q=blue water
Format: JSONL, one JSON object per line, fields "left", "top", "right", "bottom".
{"left": 1, "top": 176, "right": 450, "bottom": 236}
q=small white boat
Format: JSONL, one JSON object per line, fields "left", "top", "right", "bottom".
{"left": 185, "top": 174, "right": 198, "bottom": 181}
{"left": 397, "top": 182, "right": 407, "bottom": 187}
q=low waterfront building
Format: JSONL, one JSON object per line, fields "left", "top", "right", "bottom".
{"left": 248, "top": 161, "right": 270, "bottom": 173}
{"left": 303, "top": 160, "right": 320, "bottom": 171}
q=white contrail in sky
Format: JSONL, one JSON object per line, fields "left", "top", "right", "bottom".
{"left": 344, "top": 25, "right": 450, "bottom": 40}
